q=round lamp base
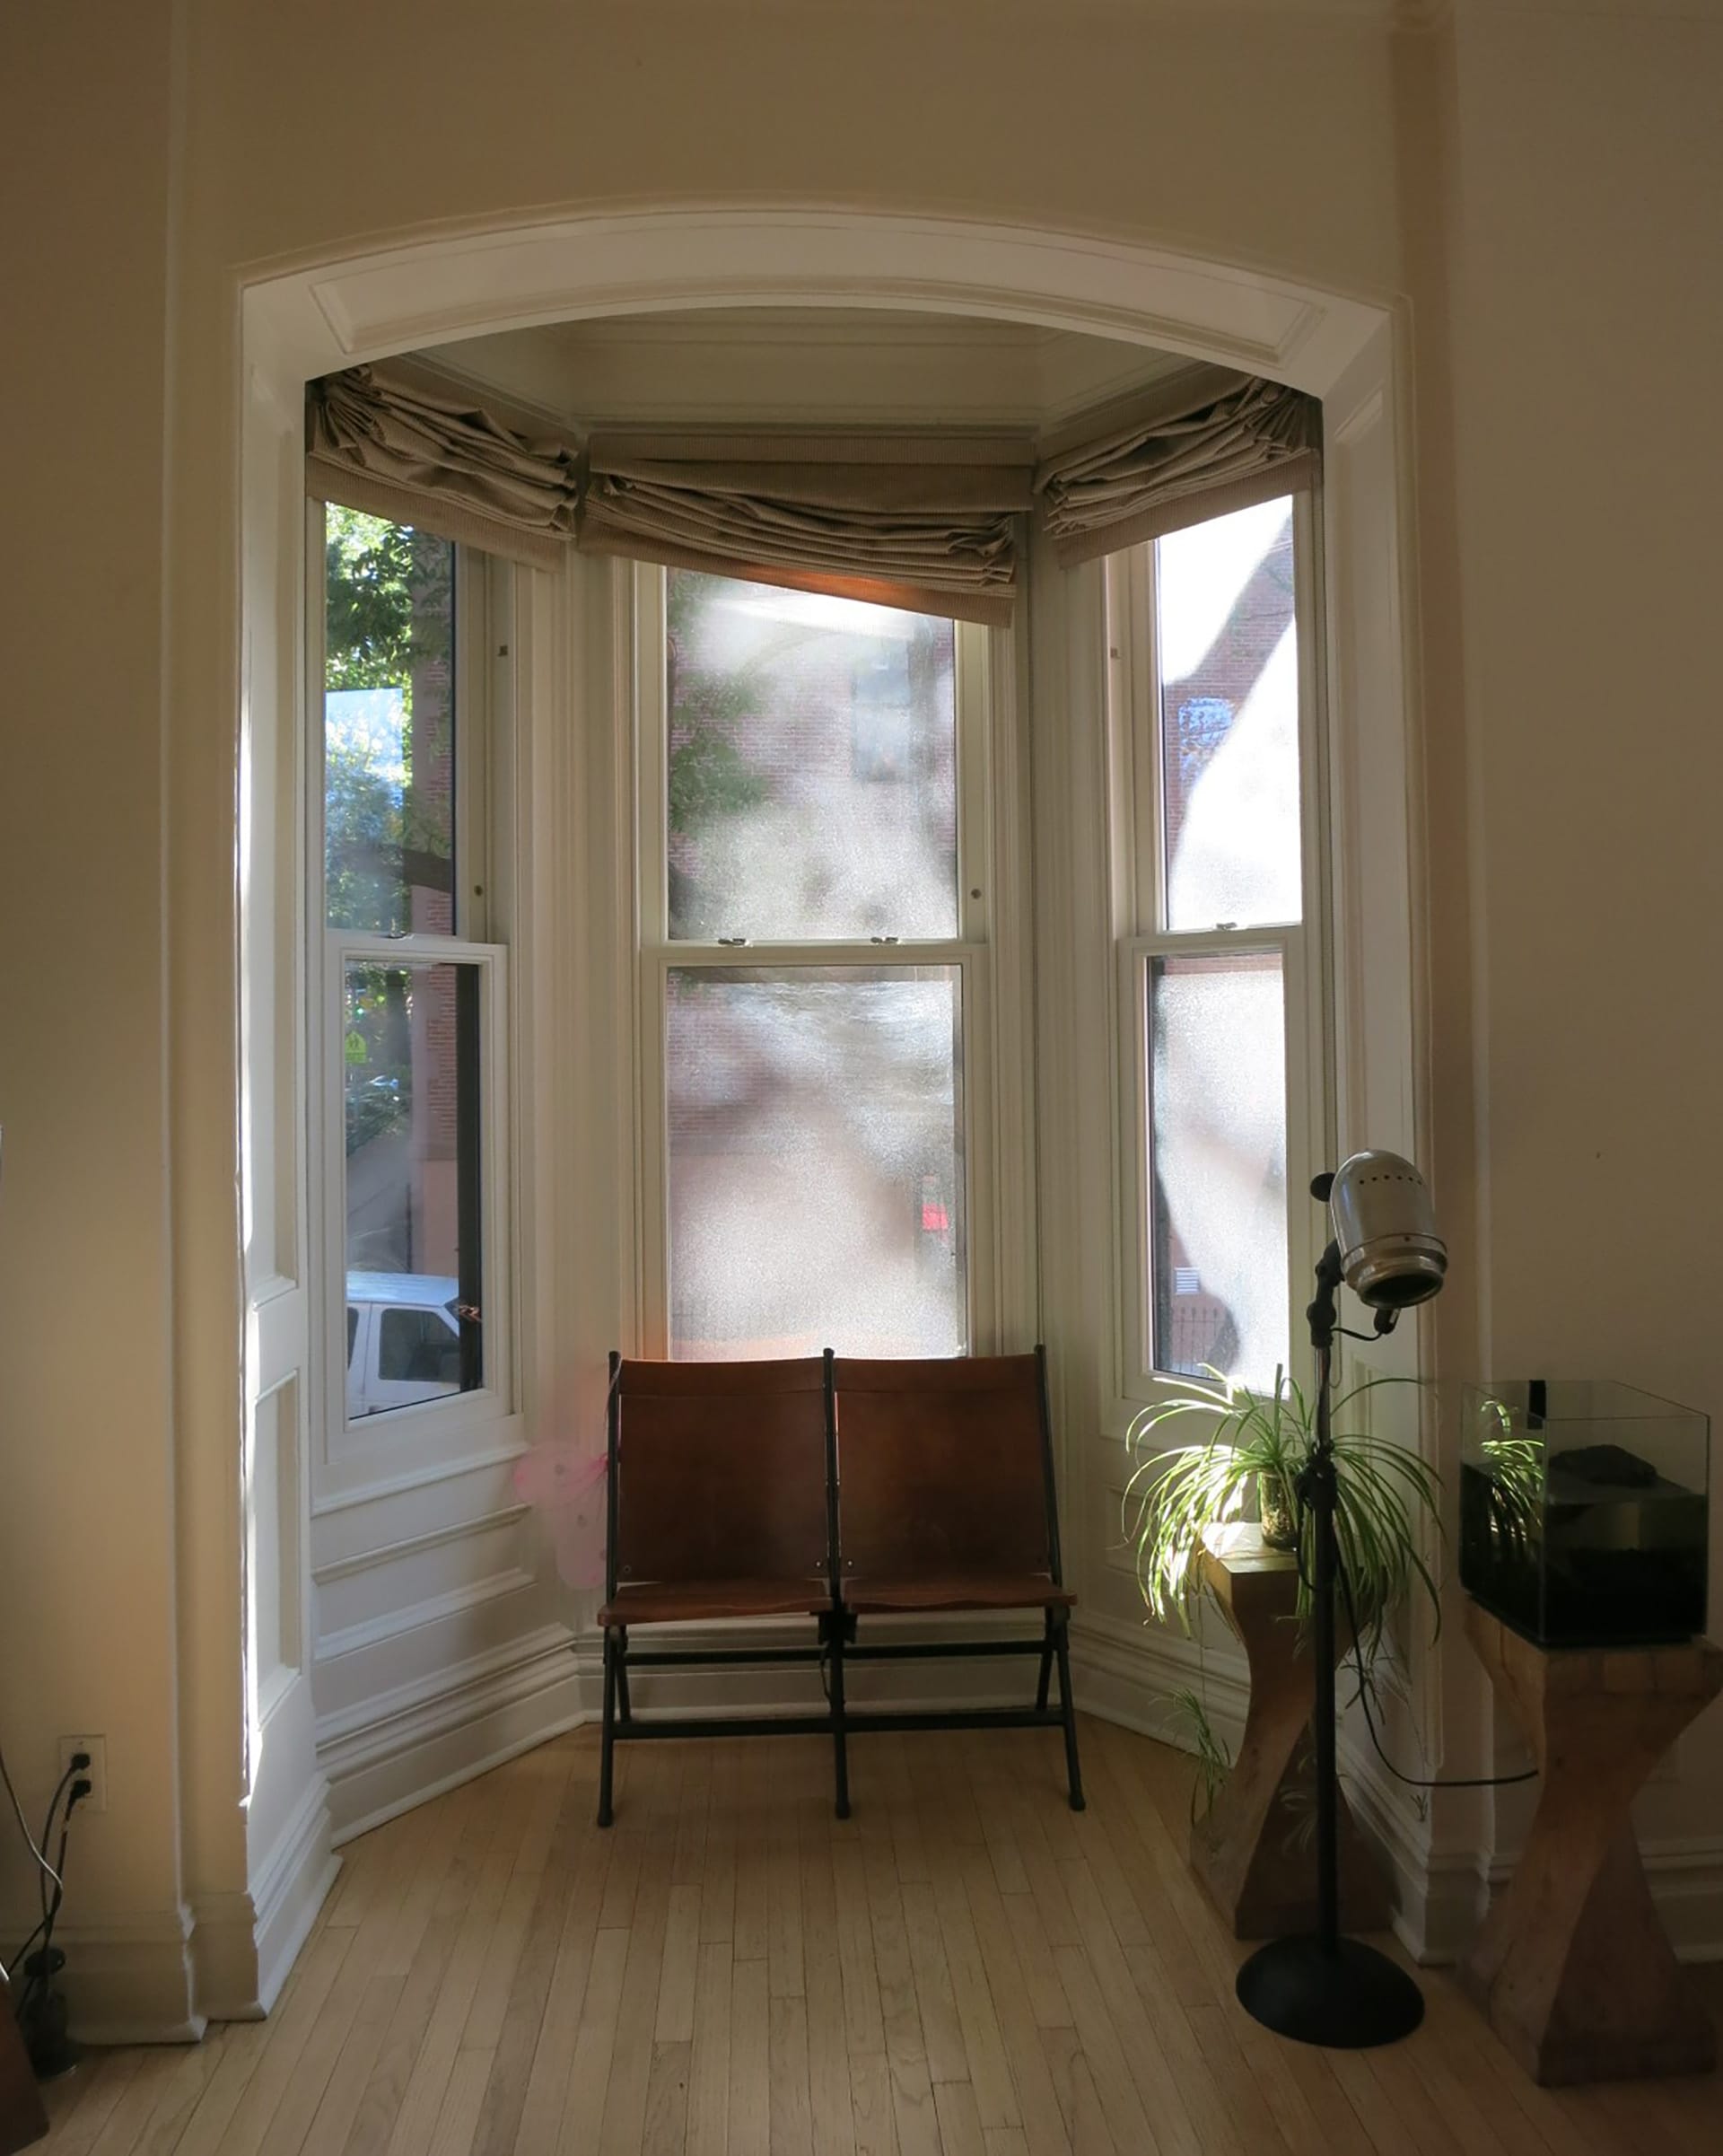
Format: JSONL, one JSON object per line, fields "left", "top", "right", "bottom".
{"left": 1236, "top": 1934, "right": 1424, "bottom": 2049}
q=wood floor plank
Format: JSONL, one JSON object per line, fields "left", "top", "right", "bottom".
{"left": 848, "top": 2053, "right": 898, "bottom": 2156}
{"left": 799, "top": 1812, "right": 858, "bottom": 2156}
{"left": 643, "top": 2042, "right": 691, "bottom": 2156}
{"left": 559, "top": 1927, "right": 632, "bottom": 2155}
{"left": 930, "top": 2080, "right": 984, "bottom": 2156}
{"left": 426, "top": 2048, "right": 493, "bottom": 2156}
{"left": 898, "top": 1881, "right": 967, "bottom": 2083}
{"left": 926, "top": 1868, "right": 1019, "bottom": 2138}
{"left": 768, "top": 1994, "right": 814, "bottom": 2156}
{"left": 727, "top": 1949, "right": 770, "bottom": 2153}
{"left": 687, "top": 1940, "right": 733, "bottom": 2156}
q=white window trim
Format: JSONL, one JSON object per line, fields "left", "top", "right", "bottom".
{"left": 1104, "top": 488, "right": 1334, "bottom": 1418}
{"left": 629, "top": 561, "right": 1033, "bottom": 1360}
{"left": 304, "top": 513, "right": 523, "bottom": 1511}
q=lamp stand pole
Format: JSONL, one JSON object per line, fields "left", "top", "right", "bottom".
{"left": 1233, "top": 1240, "right": 1426, "bottom": 2048}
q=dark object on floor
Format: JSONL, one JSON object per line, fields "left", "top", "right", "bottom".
{"left": 0, "top": 1969, "right": 48, "bottom": 2152}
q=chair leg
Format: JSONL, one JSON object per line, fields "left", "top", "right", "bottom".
{"left": 616, "top": 1626, "right": 633, "bottom": 1724}
{"left": 598, "top": 1630, "right": 617, "bottom": 1828}
{"left": 1036, "top": 1609, "right": 1054, "bottom": 1713}
{"left": 828, "top": 1617, "right": 852, "bottom": 1821}
{"left": 1053, "top": 1616, "right": 1085, "bottom": 1812}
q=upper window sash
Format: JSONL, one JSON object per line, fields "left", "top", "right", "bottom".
{"left": 634, "top": 565, "right": 990, "bottom": 953}
{"left": 1107, "top": 492, "right": 1316, "bottom": 947}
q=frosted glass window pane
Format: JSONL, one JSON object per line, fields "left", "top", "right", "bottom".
{"left": 344, "top": 959, "right": 482, "bottom": 1416}
{"left": 667, "top": 968, "right": 966, "bottom": 1357}
{"left": 1148, "top": 952, "right": 1287, "bottom": 1389}
{"left": 1156, "top": 499, "right": 1301, "bottom": 932}
{"left": 324, "top": 507, "right": 458, "bottom": 936}
{"left": 666, "top": 572, "right": 958, "bottom": 942}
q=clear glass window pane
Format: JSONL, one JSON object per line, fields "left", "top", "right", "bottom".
{"left": 325, "top": 507, "right": 457, "bottom": 935}
{"left": 666, "top": 572, "right": 958, "bottom": 942}
{"left": 666, "top": 966, "right": 966, "bottom": 1357}
{"left": 1156, "top": 498, "right": 1300, "bottom": 932}
{"left": 344, "top": 959, "right": 482, "bottom": 1416}
{"left": 1148, "top": 951, "right": 1288, "bottom": 1389}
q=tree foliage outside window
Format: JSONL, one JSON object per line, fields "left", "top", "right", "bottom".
{"left": 323, "top": 505, "right": 454, "bottom": 937}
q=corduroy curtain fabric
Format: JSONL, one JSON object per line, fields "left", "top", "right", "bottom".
{"left": 582, "top": 430, "right": 1035, "bottom": 627}
{"left": 306, "top": 365, "right": 582, "bottom": 570}
{"left": 1036, "top": 365, "right": 1320, "bottom": 567}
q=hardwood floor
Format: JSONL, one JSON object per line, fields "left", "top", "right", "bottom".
{"left": 35, "top": 1717, "right": 1723, "bottom": 2154}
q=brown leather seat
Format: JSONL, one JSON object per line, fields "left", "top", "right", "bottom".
{"left": 840, "top": 1571, "right": 1075, "bottom": 1614}
{"left": 597, "top": 1351, "right": 847, "bottom": 1827}
{"left": 830, "top": 1350, "right": 1084, "bottom": 1809}
{"left": 599, "top": 1577, "right": 831, "bottom": 1626}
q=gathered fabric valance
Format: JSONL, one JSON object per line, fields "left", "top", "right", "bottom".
{"left": 306, "top": 364, "right": 581, "bottom": 570}
{"left": 581, "top": 431, "right": 1035, "bottom": 627}
{"left": 307, "top": 357, "right": 1321, "bottom": 612}
{"left": 1036, "top": 365, "right": 1320, "bottom": 567}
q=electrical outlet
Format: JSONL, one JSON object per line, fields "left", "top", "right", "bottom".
{"left": 59, "top": 1735, "right": 107, "bottom": 1814}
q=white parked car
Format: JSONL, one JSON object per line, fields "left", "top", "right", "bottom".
{"left": 345, "top": 1271, "right": 464, "bottom": 1419}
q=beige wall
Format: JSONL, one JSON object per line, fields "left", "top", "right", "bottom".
{"left": 4, "top": 0, "right": 1721, "bottom": 2021}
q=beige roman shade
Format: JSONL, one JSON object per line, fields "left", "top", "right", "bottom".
{"left": 306, "top": 357, "right": 1321, "bottom": 605}
{"left": 1036, "top": 365, "right": 1320, "bottom": 567}
{"left": 581, "top": 430, "right": 1035, "bottom": 627}
{"left": 306, "top": 363, "right": 581, "bottom": 570}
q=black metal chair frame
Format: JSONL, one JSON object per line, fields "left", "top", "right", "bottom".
{"left": 595, "top": 1345, "right": 1083, "bottom": 1825}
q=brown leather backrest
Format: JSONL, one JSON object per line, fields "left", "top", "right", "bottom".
{"left": 612, "top": 1355, "right": 831, "bottom": 1588}
{"left": 832, "top": 1354, "right": 1053, "bottom": 1580}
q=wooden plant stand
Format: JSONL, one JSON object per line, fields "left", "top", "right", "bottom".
{"left": 1190, "top": 1524, "right": 1389, "bottom": 1939}
{"left": 1463, "top": 1600, "right": 1723, "bottom": 2085}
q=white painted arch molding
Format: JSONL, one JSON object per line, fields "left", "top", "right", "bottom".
{"left": 246, "top": 205, "right": 1388, "bottom": 394}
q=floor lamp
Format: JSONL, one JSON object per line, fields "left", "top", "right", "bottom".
{"left": 1235, "top": 1150, "right": 1447, "bottom": 2048}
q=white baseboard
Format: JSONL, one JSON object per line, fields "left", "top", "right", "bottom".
{"left": 58, "top": 1906, "right": 204, "bottom": 2047}
{"left": 189, "top": 1772, "right": 339, "bottom": 2021}
{"left": 1068, "top": 1610, "right": 1250, "bottom": 1754}
{"left": 322, "top": 1622, "right": 587, "bottom": 1843}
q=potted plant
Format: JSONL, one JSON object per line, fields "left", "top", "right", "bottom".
{"left": 1124, "top": 1363, "right": 1441, "bottom": 1667}
{"left": 1125, "top": 1363, "right": 1441, "bottom": 1933}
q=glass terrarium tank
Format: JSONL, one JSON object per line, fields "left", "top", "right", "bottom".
{"left": 1460, "top": 1380, "right": 1710, "bottom": 1648}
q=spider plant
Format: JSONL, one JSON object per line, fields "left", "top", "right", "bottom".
{"left": 1161, "top": 1686, "right": 1233, "bottom": 1824}
{"left": 1124, "top": 1363, "right": 1441, "bottom": 1666}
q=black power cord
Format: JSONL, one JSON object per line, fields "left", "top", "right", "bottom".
{"left": 8, "top": 1760, "right": 87, "bottom": 1983}
{"left": 1290, "top": 1480, "right": 1539, "bottom": 1794}
{"left": 0, "top": 1743, "right": 64, "bottom": 1939}
{"left": 10, "top": 1766, "right": 91, "bottom": 2082}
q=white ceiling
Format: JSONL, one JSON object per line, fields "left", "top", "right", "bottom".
{"left": 416, "top": 306, "right": 1196, "bottom": 434}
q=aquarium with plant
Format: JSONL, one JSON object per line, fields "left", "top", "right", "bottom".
{"left": 1459, "top": 1380, "right": 1709, "bottom": 1648}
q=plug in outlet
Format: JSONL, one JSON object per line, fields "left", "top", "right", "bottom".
{"left": 59, "top": 1735, "right": 107, "bottom": 1814}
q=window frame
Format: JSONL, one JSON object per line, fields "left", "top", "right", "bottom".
{"left": 305, "top": 506, "right": 520, "bottom": 1507}
{"left": 1106, "top": 488, "right": 1333, "bottom": 1412}
{"left": 631, "top": 562, "right": 1016, "bottom": 1362}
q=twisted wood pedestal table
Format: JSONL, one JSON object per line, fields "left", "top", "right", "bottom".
{"left": 1191, "top": 1523, "right": 1389, "bottom": 1938}
{"left": 1463, "top": 1599, "right": 1723, "bottom": 2085}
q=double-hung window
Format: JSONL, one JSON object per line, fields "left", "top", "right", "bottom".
{"left": 1109, "top": 494, "right": 1328, "bottom": 1399}
{"left": 313, "top": 505, "right": 512, "bottom": 1479}
{"left": 636, "top": 567, "right": 1001, "bottom": 1360}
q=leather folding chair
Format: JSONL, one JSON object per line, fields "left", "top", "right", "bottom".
{"left": 597, "top": 1350, "right": 849, "bottom": 1826}
{"left": 830, "top": 1347, "right": 1084, "bottom": 1809}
